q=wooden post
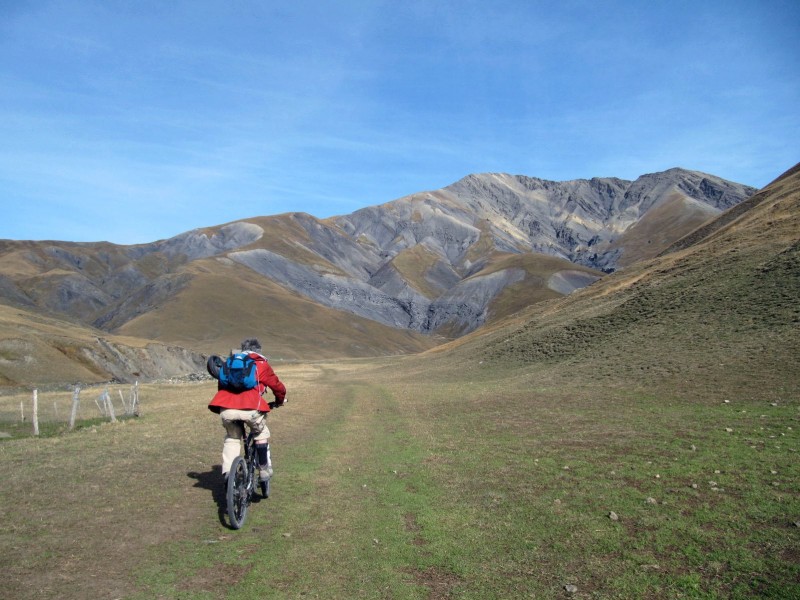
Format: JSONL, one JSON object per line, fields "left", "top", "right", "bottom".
{"left": 20, "top": 400, "right": 24, "bottom": 422}
{"left": 69, "top": 386, "right": 80, "bottom": 431}
{"left": 118, "top": 390, "right": 128, "bottom": 415}
{"left": 32, "top": 389, "right": 39, "bottom": 436}
{"left": 105, "top": 389, "right": 117, "bottom": 423}
{"left": 132, "top": 380, "right": 140, "bottom": 417}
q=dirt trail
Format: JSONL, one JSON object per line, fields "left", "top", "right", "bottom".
{"left": 0, "top": 364, "right": 360, "bottom": 599}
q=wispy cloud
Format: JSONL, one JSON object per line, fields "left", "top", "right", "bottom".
{"left": 1, "top": 0, "right": 798, "bottom": 242}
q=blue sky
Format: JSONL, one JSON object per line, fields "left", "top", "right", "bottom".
{"left": 1, "top": 0, "right": 798, "bottom": 244}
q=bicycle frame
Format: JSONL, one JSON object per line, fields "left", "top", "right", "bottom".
{"left": 225, "top": 403, "right": 280, "bottom": 529}
{"left": 226, "top": 427, "right": 261, "bottom": 529}
{"left": 242, "top": 429, "right": 258, "bottom": 499}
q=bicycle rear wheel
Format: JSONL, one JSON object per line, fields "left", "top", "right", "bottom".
{"left": 226, "top": 456, "right": 249, "bottom": 529}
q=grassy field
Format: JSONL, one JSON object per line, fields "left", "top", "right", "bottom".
{"left": 1, "top": 358, "right": 797, "bottom": 599}
{"left": 1, "top": 166, "right": 797, "bottom": 598}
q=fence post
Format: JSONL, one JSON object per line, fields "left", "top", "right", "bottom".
{"left": 119, "top": 389, "right": 128, "bottom": 415}
{"left": 103, "top": 388, "right": 117, "bottom": 423}
{"left": 20, "top": 400, "right": 24, "bottom": 422}
{"left": 132, "top": 380, "right": 140, "bottom": 417}
{"left": 69, "top": 386, "right": 80, "bottom": 431}
{"left": 32, "top": 389, "right": 39, "bottom": 436}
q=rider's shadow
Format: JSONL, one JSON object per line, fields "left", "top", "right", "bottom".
{"left": 188, "top": 466, "right": 228, "bottom": 526}
{"left": 187, "top": 466, "right": 265, "bottom": 528}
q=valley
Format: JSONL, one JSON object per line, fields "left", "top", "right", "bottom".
{"left": 0, "top": 167, "right": 756, "bottom": 385}
{"left": 0, "top": 163, "right": 797, "bottom": 598}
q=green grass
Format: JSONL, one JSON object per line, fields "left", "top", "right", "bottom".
{"left": 1, "top": 360, "right": 797, "bottom": 599}
{"left": 40, "top": 362, "right": 788, "bottom": 600}
{"left": 0, "top": 416, "right": 112, "bottom": 440}
{"left": 0, "top": 384, "right": 139, "bottom": 440}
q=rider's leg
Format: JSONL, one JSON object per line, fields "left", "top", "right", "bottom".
{"left": 220, "top": 409, "right": 247, "bottom": 478}
{"left": 248, "top": 411, "right": 272, "bottom": 480}
{"left": 256, "top": 441, "right": 271, "bottom": 480}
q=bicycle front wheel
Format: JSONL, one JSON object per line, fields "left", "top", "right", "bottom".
{"left": 227, "top": 456, "right": 249, "bottom": 529}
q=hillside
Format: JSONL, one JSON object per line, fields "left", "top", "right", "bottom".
{"left": 114, "top": 256, "right": 440, "bottom": 359}
{"left": 0, "top": 303, "right": 204, "bottom": 387}
{"left": 0, "top": 168, "right": 754, "bottom": 362}
{"left": 0, "top": 169, "right": 755, "bottom": 334}
{"left": 425, "top": 163, "right": 799, "bottom": 400}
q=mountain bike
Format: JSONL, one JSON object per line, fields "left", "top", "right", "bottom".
{"left": 226, "top": 402, "right": 279, "bottom": 529}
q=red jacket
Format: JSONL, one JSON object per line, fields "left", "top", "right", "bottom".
{"left": 208, "top": 353, "right": 286, "bottom": 414}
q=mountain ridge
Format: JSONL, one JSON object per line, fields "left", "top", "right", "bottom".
{"left": 424, "top": 162, "right": 798, "bottom": 398}
{"left": 0, "top": 166, "right": 759, "bottom": 384}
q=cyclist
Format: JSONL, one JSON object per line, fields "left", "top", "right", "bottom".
{"left": 208, "top": 338, "right": 287, "bottom": 484}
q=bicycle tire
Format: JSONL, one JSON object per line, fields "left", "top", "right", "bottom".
{"left": 206, "top": 354, "right": 222, "bottom": 379}
{"left": 227, "top": 456, "right": 249, "bottom": 529}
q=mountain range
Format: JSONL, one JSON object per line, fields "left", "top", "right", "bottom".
{"left": 433, "top": 162, "right": 799, "bottom": 401}
{"left": 0, "top": 167, "right": 761, "bottom": 386}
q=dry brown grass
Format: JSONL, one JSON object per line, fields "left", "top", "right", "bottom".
{"left": 0, "top": 382, "right": 212, "bottom": 599}
{"left": 390, "top": 245, "right": 449, "bottom": 298}
{"left": 0, "top": 364, "right": 349, "bottom": 599}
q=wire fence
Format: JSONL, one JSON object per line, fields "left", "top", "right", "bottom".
{"left": 0, "top": 382, "right": 140, "bottom": 436}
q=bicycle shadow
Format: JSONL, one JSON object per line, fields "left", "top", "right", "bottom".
{"left": 187, "top": 465, "right": 266, "bottom": 529}
{"left": 187, "top": 465, "right": 228, "bottom": 527}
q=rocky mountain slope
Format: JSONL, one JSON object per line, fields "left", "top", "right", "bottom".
{"left": 339, "top": 167, "right": 751, "bottom": 274}
{"left": 428, "top": 162, "right": 798, "bottom": 400}
{"left": 0, "top": 167, "right": 756, "bottom": 381}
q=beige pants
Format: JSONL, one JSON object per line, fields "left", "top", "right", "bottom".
{"left": 220, "top": 408, "right": 270, "bottom": 476}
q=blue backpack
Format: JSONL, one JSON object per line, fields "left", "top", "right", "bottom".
{"left": 218, "top": 352, "right": 259, "bottom": 392}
